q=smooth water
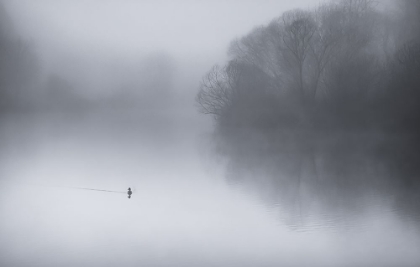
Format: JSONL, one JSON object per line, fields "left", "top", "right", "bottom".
{"left": 0, "top": 110, "right": 419, "bottom": 267}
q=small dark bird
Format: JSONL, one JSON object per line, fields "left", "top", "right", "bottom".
{"left": 127, "top": 187, "right": 132, "bottom": 199}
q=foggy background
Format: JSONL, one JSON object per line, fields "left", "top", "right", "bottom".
{"left": 1, "top": 0, "right": 420, "bottom": 266}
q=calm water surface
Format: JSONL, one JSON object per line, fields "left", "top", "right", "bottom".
{"left": 0, "top": 110, "right": 419, "bottom": 267}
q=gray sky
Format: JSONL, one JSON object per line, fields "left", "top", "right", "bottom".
{"left": 3, "top": 0, "right": 321, "bottom": 88}
{"left": 5, "top": 0, "right": 320, "bottom": 55}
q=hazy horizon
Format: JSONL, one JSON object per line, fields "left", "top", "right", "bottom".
{"left": 1, "top": 0, "right": 420, "bottom": 266}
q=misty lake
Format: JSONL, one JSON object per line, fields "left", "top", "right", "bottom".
{"left": 2, "top": 0, "right": 420, "bottom": 265}
{"left": 1, "top": 110, "right": 420, "bottom": 267}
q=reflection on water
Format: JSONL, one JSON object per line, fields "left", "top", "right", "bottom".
{"left": 1, "top": 112, "right": 420, "bottom": 266}
{"left": 216, "top": 128, "right": 420, "bottom": 232}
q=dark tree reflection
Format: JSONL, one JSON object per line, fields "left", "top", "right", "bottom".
{"left": 213, "top": 129, "right": 420, "bottom": 231}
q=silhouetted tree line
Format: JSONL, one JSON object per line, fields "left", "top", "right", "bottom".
{"left": 197, "top": 0, "right": 420, "bottom": 135}
{"left": 198, "top": 0, "right": 420, "bottom": 225}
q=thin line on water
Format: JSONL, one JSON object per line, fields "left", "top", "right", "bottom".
{"left": 12, "top": 182, "right": 127, "bottom": 194}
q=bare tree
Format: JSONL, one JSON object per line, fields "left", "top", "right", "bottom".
{"left": 279, "top": 10, "right": 316, "bottom": 101}
{"left": 197, "top": 0, "right": 383, "bottom": 130}
{"left": 196, "top": 65, "right": 232, "bottom": 118}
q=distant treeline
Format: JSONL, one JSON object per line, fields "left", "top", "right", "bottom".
{"left": 197, "top": 0, "right": 420, "bottom": 135}
{"left": 0, "top": 2, "right": 176, "bottom": 113}
{"left": 0, "top": 3, "right": 39, "bottom": 111}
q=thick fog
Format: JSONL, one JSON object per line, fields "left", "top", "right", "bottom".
{"left": 1, "top": 0, "right": 420, "bottom": 266}
{"left": 2, "top": 0, "right": 319, "bottom": 98}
